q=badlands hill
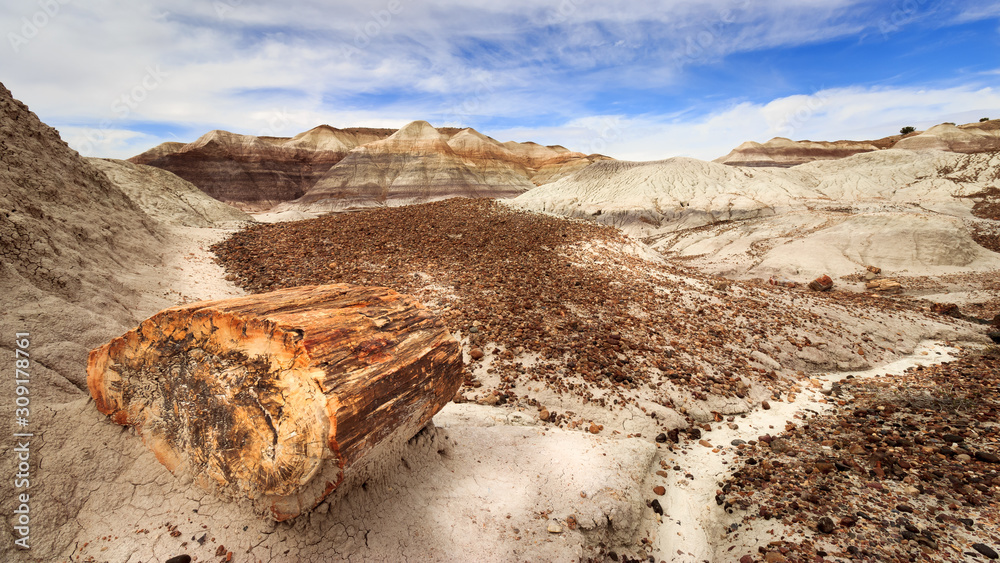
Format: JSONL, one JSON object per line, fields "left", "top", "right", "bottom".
{"left": 86, "top": 158, "right": 253, "bottom": 228}
{"left": 273, "top": 121, "right": 607, "bottom": 214}
{"left": 133, "top": 121, "right": 608, "bottom": 212}
{"left": 713, "top": 138, "right": 883, "bottom": 167}
{"left": 0, "top": 83, "right": 165, "bottom": 387}
{"left": 513, "top": 149, "right": 1000, "bottom": 280}
{"left": 894, "top": 121, "right": 1000, "bottom": 152}
{"left": 715, "top": 119, "right": 1000, "bottom": 167}
{"left": 130, "top": 125, "right": 395, "bottom": 210}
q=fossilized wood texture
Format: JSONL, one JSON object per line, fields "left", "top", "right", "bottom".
{"left": 87, "top": 284, "right": 462, "bottom": 520}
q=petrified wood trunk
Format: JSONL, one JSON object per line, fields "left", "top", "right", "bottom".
{"left": 87, "top": 284, "right": 462, "bottom": 520}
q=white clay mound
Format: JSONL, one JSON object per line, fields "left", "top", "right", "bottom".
{"left": 512, "top": 149, "right": 1000, "bottom": 279}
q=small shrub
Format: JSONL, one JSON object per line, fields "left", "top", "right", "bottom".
{"left": 900, "top": 126, "right": 916, "bottom": 135}
{"left": 981, "top": 117, "right": 991, "bottom": 122}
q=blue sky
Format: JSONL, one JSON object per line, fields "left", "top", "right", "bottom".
{"left": 2, "top": 0, "right": 999, "bottom": 161}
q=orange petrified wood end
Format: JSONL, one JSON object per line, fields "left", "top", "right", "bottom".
{"left": 86, "top": 284, "right": 462, "bottom": 520}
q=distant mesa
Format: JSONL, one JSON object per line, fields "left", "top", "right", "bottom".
{"left": 130, "top": 125, "right": 395, "bottom": 211}
{"left": 893, "top": 122, "right": 1000, "bottom": 153}
{"left": 715, "top": 119, "right": 1000, "bottom": 167}
{"left": 131, "top": 121, "right": 609, "bottom": 213}
{"left": 713, "top": 138, "right": 881, "bottom": 168}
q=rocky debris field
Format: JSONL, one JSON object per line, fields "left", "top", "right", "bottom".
{"left": 212, "top": 199, "right": 977, "bottom": 429}
{"left": 721, "top": 348, "right": 1000, "bottom": 562}
{"left": 887, "top": 271, "right": 1000, "bottom": 322}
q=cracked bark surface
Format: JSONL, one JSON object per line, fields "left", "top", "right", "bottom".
{"left": 87, "top": 284, "right": 462, "bottom": 520}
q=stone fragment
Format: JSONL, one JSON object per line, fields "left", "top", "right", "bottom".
{"left": 808, "top": 275, "right": 833, "bottom": 292}
{"left": 816, "top": 516, "right": 835, "bottom": 534}
{"left": 972, "top": 544, "right": 999, "bottom": 560}
{"left": 975, "top": 451, "right": 1000, "bottom": 464}
{"left": 931, "top": 303, "right": 960, "bottom": 317}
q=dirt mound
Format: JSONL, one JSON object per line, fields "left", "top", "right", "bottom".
{"left": 87, "top": 158, "right": 254, "bottom": 228}
{"left": 0, "top": 83, "right": 166, "bottom": 389}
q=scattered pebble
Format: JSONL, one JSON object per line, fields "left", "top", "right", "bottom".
{"left": 973, "top": 543, "right": 999, "bottom": 559}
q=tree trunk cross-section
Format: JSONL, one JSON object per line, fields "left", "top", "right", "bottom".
{"left": 87, "top": 284, "right": 462, "bottom": 520}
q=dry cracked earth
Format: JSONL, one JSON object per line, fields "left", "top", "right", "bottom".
{"left": 208, "top": 197, "right": 1000, "bottom": 563}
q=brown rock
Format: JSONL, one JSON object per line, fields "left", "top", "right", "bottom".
{"left": 976, "top": 451, "right": 1000, "bottom": 464}
{"left": 808, "top": 275, "right": 833, "bottom": 292}
{"left": 816, "top": 516, "right": 835, "bottom": 534}
{"left": 814, "top": 462, "right": 835, "bottom": 474}
{"left": 930, "top": 303, "right": 961, "bottom": 317}
{"left": 469, "top": 347, "right": 485, "bottom": 360}
{"left": 653, "top": 485, "right": 665, "bottom": 496}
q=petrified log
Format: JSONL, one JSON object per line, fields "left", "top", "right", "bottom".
{"left": 866, "top": 279, "right": 903, "bottom": 295}
{"left": 87, "top": 284, "right": 461, "bottom": 520}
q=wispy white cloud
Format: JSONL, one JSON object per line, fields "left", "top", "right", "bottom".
{"left": 949, "top": 1, "right": 1000, "bottom": 23}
